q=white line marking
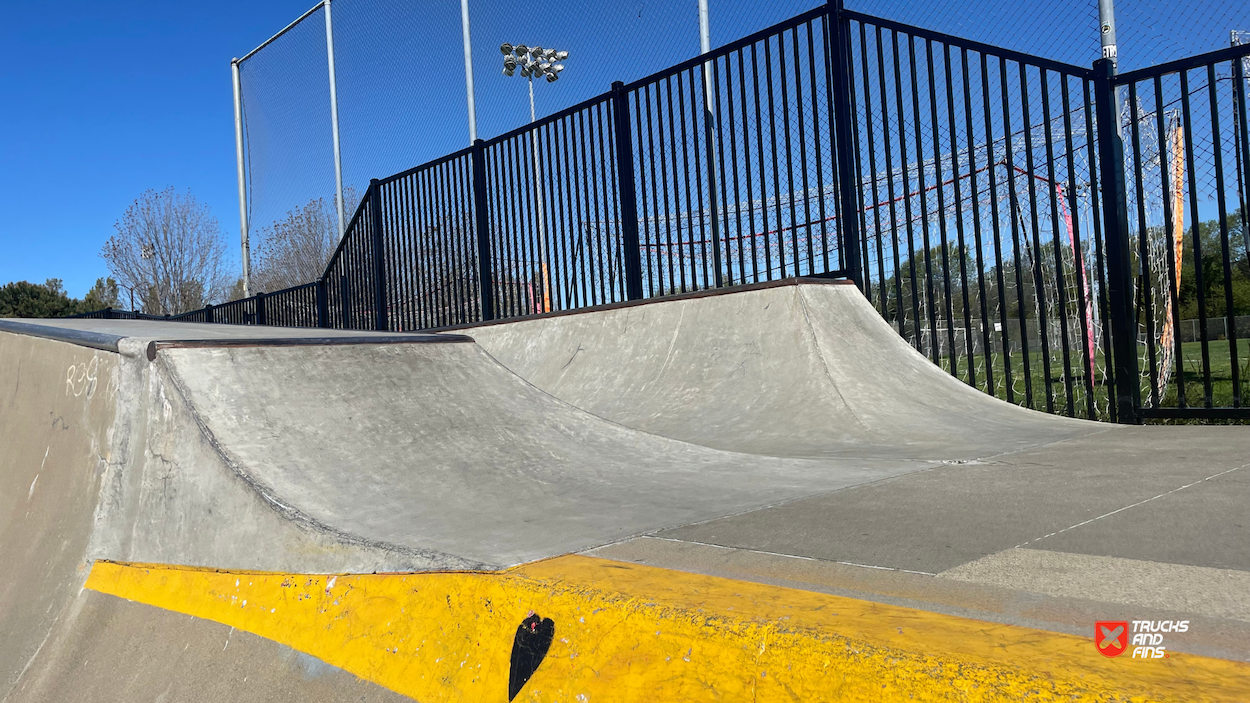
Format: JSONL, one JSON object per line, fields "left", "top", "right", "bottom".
{"left": 640, "top": 536, "right": 938, "bottom": 576}
{"left": 1014, "top": 463, "right": 1248, "bottom": 549}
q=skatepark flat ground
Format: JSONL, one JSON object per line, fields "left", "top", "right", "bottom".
{"left": 2, "top": 278, "right": 1247, "bottom": 701}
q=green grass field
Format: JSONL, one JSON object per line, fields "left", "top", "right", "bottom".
{"left": 928, "top": 338, "right": 1249, "bottom": 422}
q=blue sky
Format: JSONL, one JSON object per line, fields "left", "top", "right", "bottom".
{"left": 2, "top": 0, "right": 1246, "bottom": 297}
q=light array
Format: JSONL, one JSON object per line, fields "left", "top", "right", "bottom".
{"left": 501, "top": 43, "right": 568, "bottom": 83}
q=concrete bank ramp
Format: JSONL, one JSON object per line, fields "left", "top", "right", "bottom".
{"left": 466, "top": 278, "right": 1098, "bottom": 459}
{"left": 0, "top": 316, "right": 931, "bottom": 578}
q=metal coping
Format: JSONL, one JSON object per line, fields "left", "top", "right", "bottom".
{"left": 146, "top": 335, "right": 475, "bottom": 361}
{"left": 428, "top": 275, "right": 855, "bottom": 333}
{"left": 0, "top": 319, "right": 125, "bottom": 353}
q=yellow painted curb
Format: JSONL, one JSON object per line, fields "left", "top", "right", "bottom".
{"left": 85, "top": 556, "right": 1249, "bottom": 702}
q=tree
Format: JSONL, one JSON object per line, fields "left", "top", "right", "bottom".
{"left": 100, "top": 188, "right": 230, "bottom": 315}
{"left": 82, "top": 277, "right": 120, "bottom": 310}
{"left": 251, "top": 188, "right": 358, "bottom": 294}
{"left": 1, "top": 279, "right": 82, "bottom": 318}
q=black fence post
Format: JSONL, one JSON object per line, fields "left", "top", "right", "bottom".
{"left": 612, "top": 81, "right": 645, "bottom": 301}
{"left": 368, "top": 179, "right": 389, "bottom": 331}
{"left": 471, "top": 139, "right": 496, "bottom": 321}
{"left": 204, "top": 304, "right": 214, "bottom": 324}
{"left": 1093, "top": 58, "right": 1141, "bottom": 424}
{"left": 255, "top": 292, "right": 267, "bottom": 326}
{"left": 316, "top": 279, "right": 329, "bottom": 329}
{"left": 340, "top": 274, "right": 351, "bottom": 329}
{"left": 827, "top": 0, "right": 863, "bottom": 288}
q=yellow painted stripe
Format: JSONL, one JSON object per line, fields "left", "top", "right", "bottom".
{"left": 85, "top": 556, "right": 1249, "bottom": 702}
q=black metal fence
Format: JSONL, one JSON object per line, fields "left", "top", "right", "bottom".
{"left": 77, "top": 1, "right": 1249, "bottom": 422}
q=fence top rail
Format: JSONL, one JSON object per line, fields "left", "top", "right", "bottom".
{"left": 257, "top": 280, "right": 320, "bottom": 298}
{"left": 376, "top": 144, "right": 474, "bottom": 187}
{"left": 1113, "top": 42, "right": 1250, "bottom": 84}
{"left": 322, "top": 189, "right": 373, "bottom": 275}
{"left": 842, "top": 9, "right": 1094, "bottom": 78}
{"left": 482, "top": 91, "right": 615, "bottom": 148}
{"left": 622, "top": 5, "right": 829, "bottom": 93}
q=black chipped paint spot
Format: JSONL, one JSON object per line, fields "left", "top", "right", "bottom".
{"left": 508, "top": 613, "right": 555, "bottom": 701}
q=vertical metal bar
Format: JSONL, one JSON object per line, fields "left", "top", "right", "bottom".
{"left": 1087, "top": 78, "right": 1117, "bottom": 421}
{"left": 812, "top": 24, "right": 831, "bottom": 278}
{"left": 683, "top": 72, "right": 709, "bottom": 289}
{"left": 1180, "top": 70, "right": 1213, "bottom": 406}
{"left": 927, "top": 40, "right": 957, "bottom": 376}
{"left": 255, "top": 291, "right": 267, "bottom": 326}
{"left": 896, "top": 31, "right": 921, "bottom": 348}
{"left": 763, "top": 36, "right": 783, "bottom": 279}
{"left": 828, "top": 0, "right": 864, "bottom": 287}
{"left": 324, "top": 0, "right": 346, "bottom": 237}
{"left": 1094, "top": 58, "right": 1141, "bottom": 422}
{"left": 779, "top": 30, "right": 798, "bottom": 278}
{"left": 1042, "top": 70, "right": 1076, "bottom": 415}
{"left": 701, "top": 52, "right": 724, "bottom": 288}
{"left": 472, "top": 140, "right": 495, "bottom": 321}
{"left": 231, "top": 59, "right": 252, "bottom": 298}
{"left": 1021, "top": 64, "right": 1055, "bottom": 414}
{"left": 1208, "top": 63, "right": 1242, "bottom": 406}
{"left": 1128, "top": 83, "right": 1160, "bottom": 408}
{"left": 714, "top": 56, "right": 734, "bottom": 286}
{"left": 910, "top": 36, "right": 939, "bottom": 364}
{"left": 637, "top": 88, "right": 657, "bottom": 295}
{"left": 612, "top": 82, "right": 644, "bottom": 300}
{"left": 1062, "top": 76, "right": 1097, "bottom": 418}
{"left": 1153, "top": 76, "right": 1185, "bottom": 410}
{"left": 880, "top": 28, "right": 904, "bottom": 336}
{"left": 753, "top": 42, "right": 771, "bottom": 283}
{"left": 860, "top": 22, "right": 885, "bottom": 304}
{"left": 316, "top": 278, "right": 328, "bottom": 328}
{"left": 1236, "top": 54, "right": 1250, "bottom": 279}
{"left": 368, "top": 179, "right": 388, "bottom": 331}
{"left": 946, "top": 45, "right": 976, "bottom": 387}
{"left": 1002, "top": 60, "right": 1034, "bottom": 407}
{"left": 964, "top": 49, "right": 994, "bottom": 394}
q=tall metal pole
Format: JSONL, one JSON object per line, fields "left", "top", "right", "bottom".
{"left": 1098, "top": 0, "right": 1123, "bottom": 137}
{"left": 699, "top": 0, "right": 723, "bottom": 287}
{"left": 231, "top": 59, "right": 252, "bottom": 298}
{"left": 528, "top": 74, "right": 551, "bottom": 312}
{"left": 461, "top": 0, "right": 478, "bottom": 143}
{"left": 324, "top": 0, "right": 346, "bottom": 237}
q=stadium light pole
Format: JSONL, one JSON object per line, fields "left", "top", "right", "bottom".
{"left": 699, "top": 0, "right": 723, "bottom": 286}
{"left": 502, "top": 44, "right": 568, "bottom": 312}
{"left": 461, "top": 0, "right": 478, "bottom": 143}
{"left": 324, "top": 0, "right": 346, "bottom": 237}
{"left": 231, "top": 58, "right": 251, "bottom": 298}
{"left": 1097, "top": 0, "right": 1124, "bottom": 137}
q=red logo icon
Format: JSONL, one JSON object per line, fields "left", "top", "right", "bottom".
{"left": 1096, "top": 621, "right": 1129, "bottom": 657}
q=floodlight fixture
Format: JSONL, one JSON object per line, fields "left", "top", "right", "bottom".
{"left": 504, "top": 66, "right": 515, "bottom": 76}
{"left": 521, "top": 64, "right": 532, "bottom": 77}
{"left": 500, "top": 43, "right": 514, "bottom": 55}
{"left": 531, "top": 46, "right": 544, "bottom": 57}
{"left": 555, "top": 50, "right": 568, "bottom": 60}
{"left": 546, "top": 72, "right": 558, "bottom": 82}
{"left": 552, "top": 63, "right": 564, "bottom": 72}
{"left": 504, "top": 55, "right": 517, "bottom": 69}
{"left": 515, "top": 44, "right": 529, "bottom": 55}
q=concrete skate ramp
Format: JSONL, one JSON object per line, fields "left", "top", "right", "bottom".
{"left": 163, "top": 341, "right": 924, "bottom": 568}
{"left": 467, "top": 279, "right": 1100, "bottom": 459}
